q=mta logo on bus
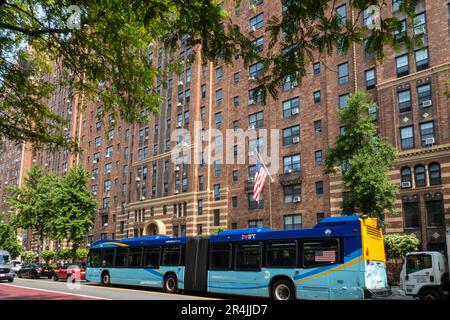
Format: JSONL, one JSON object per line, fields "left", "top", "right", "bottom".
{"left": 242, "top": 234, "right": 256, "bottom": 240}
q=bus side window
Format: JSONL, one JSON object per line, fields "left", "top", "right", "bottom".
{"left": 266, "top": 241, "right": 297, "bottom": 268}
{"left": 89, "top": 249, "right": 102, "bottom": 267}
{"left": 143, "top": 247, "right": 160, "bottom": 268}
{"left": 303, "top": 238, "right": 339, "bottom": 268}
{"left": 162, "top": 246, "right": 181, "bottom": 266}
{"left": 114, "top": 248, "right": 128, "bottom": 267}
{"left": 102, "top": 249, "right": 115, "bottom": 267}
{"left": 209, "top": 243, "right": 232, "bottom": 270}
{"left": 128, "top": 247, "right": 143, "bottom": 268}
{"left": 235, "top": 242, "right": 261, "bottom": 271}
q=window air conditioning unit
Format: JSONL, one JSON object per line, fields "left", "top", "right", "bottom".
{"left": 292, "top": 108, "right": 299, "bottom": 115}
{"left": 93, "top": 191, "right": 97, "bottom": 195}
{"left": 285, "top": 168, "right": 293, "bottom": 174}
{"left": 175, "top": 189, "right": 180, "bottom": 194}
{"left": 93, "top": 159, "right": 98, "bottom": 164}
{"left": 248, "top": 99, "right": 256, "bottom": 105}
{"left": 177, "top": 102, "right": 182, "bottom": 107}
{"left": 175, "top": 165, "right": 180, "bottom": 171}
{"left": 401, "top": 181, "right": 411, "bottom": 188}
{"left": 292, "top": 136, "right": 300, "bottom": 143}
{"left": 91, "top": 176, "right": 96, "bottom": 180}
{"left": 248, "top": 124, "right": 255, "bottom": 130}
{"left": 105, "top": 154, "right": 110, "bottom": 158}
{"left": 183, "top": 171, "right": 187, "bottom": 176}
{"left": 141, "top": 196, "right": 146, "bottom": 200}
{"left": 248, "top": 76, "right": 256, "bottom": 81}
{"left": 248, "top": 151, "right": 255, "bottom": 156}
{"left": 135, "top": 176, "right": 141, "bottom": 182}
{"left": 177, "top": 122, "right": 182, "bottom": 128}
{"left": 178, "top": 80, "right": 183, "bottom": 86}
{"left": 103, "top": 223, "right": 108, "bottom": 227}
{"left": 425, "top": 137, "right": 435, "bottom": 146}
{"left": 414, "top": 25, "right": 426, "bottom": 35}
{"left": 421, "top": 100, "right": 432, "bottom": 108}
{"left": 293, "top": 196, "right": 301, "bottom": 203}
{"left": 249, "top": 25, "right": 256, "bottom": 33}
{"left": 106, "top": 170, "right": 111, "bottom": 174}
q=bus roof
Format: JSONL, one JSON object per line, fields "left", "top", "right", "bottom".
{"left": 90, "top": 215, "right": 362, "bottom": 248}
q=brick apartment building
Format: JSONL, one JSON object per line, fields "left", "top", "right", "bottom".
{"left": 3, "top": 0, "right": 449, "bottom": 253}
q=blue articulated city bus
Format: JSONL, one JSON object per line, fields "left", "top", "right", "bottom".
{"left": 86, "top": 215, "right": 390, "bottom": 300}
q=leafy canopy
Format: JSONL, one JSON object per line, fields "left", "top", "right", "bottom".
{"left": 324, "top": 91, "right": 398, "bottom": 218}
{"left": 0, "top": 0, "right": 421, "bottom": 148}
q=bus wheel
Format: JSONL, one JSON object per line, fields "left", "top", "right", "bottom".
{"left": 271, "top": 279, "right": 295, "bottom": 300}
{"left": 164, "top": 274, "right": 178, "bottom": 294}
{"left": 419, "top": 289, "right": 442, "bottom": 300}
{"left": 101, "top": 271, "right": 110, "bottom": 287}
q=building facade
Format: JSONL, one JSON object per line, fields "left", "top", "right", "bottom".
{"left": 1, "top": 0, "right": 449, "bottom": 253}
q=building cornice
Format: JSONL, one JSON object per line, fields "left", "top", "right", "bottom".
{"left": 395, "top": 143, "right": 450, "bottom": 163}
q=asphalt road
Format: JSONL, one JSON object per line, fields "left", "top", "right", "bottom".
{"left": 0, "top": 277, "right": 412, "bottom": 300}
{"left": 0, "top": 277, "right": 220, "bottom": 300}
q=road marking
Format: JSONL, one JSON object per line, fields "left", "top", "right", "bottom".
{"left": 15, "top": 279, "right": 222, "bottom": 300}
{"left": 1, "top": 283, "right": 110, "bottom": 300}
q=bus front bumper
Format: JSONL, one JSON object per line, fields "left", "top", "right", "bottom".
{"left": 364, "top": 288, "right": 392, "bottom": 299}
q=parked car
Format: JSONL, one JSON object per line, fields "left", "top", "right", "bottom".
{"left": 11, "top": 260, "right": 23, "bottom": 274}
{"left": 17, "top": 263, "right": 54, "bottom": 279}
{"left": 0, "top": 250, "right": 15, "bottom": 282}
{"left": 53, "top": 264, "right": 85, "bottom": 282}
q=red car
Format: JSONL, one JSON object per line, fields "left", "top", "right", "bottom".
{"left": 53, "top": 264, "right": 85, "bottom": 282}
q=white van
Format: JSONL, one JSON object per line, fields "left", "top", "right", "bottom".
{"left": 0, "top": 250, "right": 15, "bottom": 282}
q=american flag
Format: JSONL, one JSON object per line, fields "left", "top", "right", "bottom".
{"left": 315, "top": 250, "right": 336, "bottom": 262}
{"left": 253, "top": 154, "right": 268, "bottom": 202}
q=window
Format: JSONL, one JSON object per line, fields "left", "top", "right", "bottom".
{"left": 101, "top": 249, "right": 114, "bottom": 267}
{"left": 248, "top": 111, "right": 264, "bottom": 128}
{"left": 417, "top": 83, "right": 432, "bottom": 108}
{"left": 425, "top": 200, "right": 444, "bottom": 227}
{"left": 235, "top": 243, "right": 261, "bottom": 270}
{"left": 162, "top": 246, "right": 182, "bottom": 266}
{"left": 215, "top": 112, "right": 222, "bottom": 129}
{"left": 303, "top": 239, "right": 339, "bottom": 267}
{"left": 284, "top": 185, "right": 301, "bottom": 203}
{"left": 201, "top": 84, "right": 206, "bottom": 99}
{"left": 128, "top": 248, "right": 143, "bottom": 268}
{"left": 114, "top": 248, "right": 128, "bottom": 267}
{"left": 396, "top": 54, "right": 409, "bottom": 77}
{"left": 317, "top": 212, "right": 325, "bottom": 223}
{"left": 248, "top": 88, "right": 263, "bottom": 104}
{"left": 420, "top": 121, "right": 435, "bottom": 146}
{"left": 313, "top": 62, "right": 320, "bottom": 75}
{"left": 400, "top": 126, "right": 414, "bottom": 150}
{"left": 214, "top": 184, "right": 221, "bottom": 200}
{"left": 414, "top": 165, "right": 426, "bottom": 187}
{"left": 215, "top": 89, "right": 223, "bottom": 106}
{"left": 266, "top": 241, "right": 297, "bottom": 268}
{"left": 282, "top": 97, "right": 300, "bottom": 118}
{"left": 338, "top": 62, "right": 349, "bottom": 84}
{"left": 392, "top": 0, "right": 403, "bottom": 13}
{"left": 282, "top": 125, "right": 300, "bottom": 146}
{"left": 365, "top": 68, "right": 376, "bottom": 89}
{"left": 315, "top": 150, "right": 323, "bottom": 165}
{"left": 249, "top": 13, "right": 264, "bottom": 31}
{"left": 314, "top": 120, "right": 322, "bottom": 133}
{"left": 401, "top": 167, "right": 412, "bottom": 188}
{"left": 283, "top": 154, "right": 301, "bottom": 173}
{"left": 232, "top": 170, "right": 238, "bottom": 182}
{"left": 284, "top": 214, "right": 301, "bottom": 230}
{"left": 406, "top": 254, "right": 432, "bottom": 274}
{"left": 249, "top": 62, "right": 264, "bottom": 79}
{"left": 232, "top": 196, "right": 238, "bottom": 208}
{"left": 313, "top": 90, "right": 321, "bottom": 104}
{"left": 429, "top": 163, "right": 441, "bottom": 185}
{"left": 95, "top": 136, "right": 101, "bottom": 148}
{"left": 248, "top": 193, "right": 264, "bottom": 209}
{"left": 413, "top": 12, "right": 426, "bottom": 34}
{"left": 338, "top": 94, "right": 349, "bottom": 109}
{"left": 397, "top": 89, "right": 412, "bottom": 113}
{"left": 282, "top": 73, "right": 298, "bottom": 91}
{"left": 415, "top": 48, "right": 429, "bottom": 71}
{"left": 252, "top": 36, "right": 264, "bottom": 52}
{"left": 248, "top": 219, "right": 264, "bottom": 228}
{"left": 315, "top": 181, "right": 324, "bottom": 195}
{"left": 403, "top": 201, "right": 420, "bottom": 228}
{"left": 394, "top": 19, "right": 407, "bottom": 41}
{"left": 213, "top": 209, "right": 220, "bottom": 226}
{"left": 144, "top": 247, "right": 160, "bottom": 268}
{"left": 210, "top": 243, "right": 231, "bottom": 270}
{"left": 233, "top": 72, "right": 240, "bottom": 84}
{"left": 216, "top": 67, "right": 223, "bottom": 82}
{"left": 336, "top": 5, "right": 346, "bottom": 25}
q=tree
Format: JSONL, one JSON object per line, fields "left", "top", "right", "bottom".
{"left": 324, "top": 91, "right": 398, "bottom": 218}
{"left": 384, "top": 233, "right": 420, "bottom": 260}
{"left": 76, "top": 248, "right": 89, "bottom": 262}
{"left": 49, "top": 165, "right": 96, "bottom": 262}
{"left": 21, "top": 251, "right": 34, "bottom": 264}
{"left": 0, "top": 1, "right": 421, "bottom": 148}
{"left": 0, "top": 214, "right": 22, "bottom": 259}
{"left": 41, "top": 250, "right": 56, "bottom": 263}
{"left": 57, "top": 248, "right": 72, "bottom": 261}
{"left": 7, "top": 166, "right": 59, "bottom": 260}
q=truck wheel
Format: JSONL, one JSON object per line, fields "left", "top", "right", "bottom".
{"left": 163, "top": 274, "right": 178, "bottom": 293}
{"left": 420, "top": 289, "right": 442, "bottom": 300}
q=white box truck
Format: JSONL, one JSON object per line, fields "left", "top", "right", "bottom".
{"left": 400, "top": 228, "right": 450, "bottom": 300}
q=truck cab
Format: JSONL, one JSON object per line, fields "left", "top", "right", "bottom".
{"left": 400, "top": 251, "right": 449, "bottom": 300}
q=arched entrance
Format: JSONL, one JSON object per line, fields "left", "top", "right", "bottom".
{"left": 143, "top": 220, "right": 166, "bottom": 236}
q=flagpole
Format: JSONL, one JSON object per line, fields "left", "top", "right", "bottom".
{"left": 254, "top": 149, "right": 274, "bottom": 229}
